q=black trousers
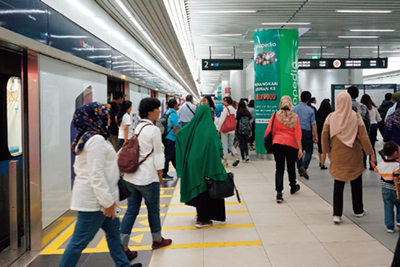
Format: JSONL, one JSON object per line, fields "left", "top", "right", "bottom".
{"left": 186, "top": 191, "right": 226, "bottom": 222}
{"left": 236, "top": 133, "right": 249, "bottom": 160}
{"left": 163, "top": 138, "right": 176, "bottom": 176}
{"left": 333, "top": 175, "right": 364, "bottom": 216}
{"left": 248, "top": 122, "right": 255, "bottom": 145}
{"left": 272, "top": 144, "right": 298, "bottom": 193}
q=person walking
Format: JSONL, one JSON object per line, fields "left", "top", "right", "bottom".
{"left": 264, "top": 96, "right": 302, "bottom": 203}
{"left": 292, "top": 91, "right": 317, "bottom": 179}
{"left": 162, "top": 99, "right": 179, "bottom": 179}
{"left": 378, "top": 93, "right": 394, "bottom": 137}
{"left": 117, "top": 100, "right": 134, "bottom": 148}
{"left": 217, "top": 96, "right": 240, "bottom": 167}
{"left": 176, "top": 105, "right": 227, "bottom": 228}
{"left": 316, "top": 99, "right": 332, "bottom": 170}
{"left": 120, "top": 98, "right": 172, "bottom": 255}
{"left": 321, "top": 92, "right": 376, "bottom": 224}
{"left": 385, "top": 100, "right": 400, "bottom": 145}
{"left": 178, "top": 95, "right": 197, "bottom": 127}
{"left": 248, "top": 100, "right": 256, "bottom": 151}
{"left": 347, "top": 86, "right": 370, "bottom": 134}
{"left": 59, "top": 102, "right": 131, "bottom": 267}
{"left": 109, "top": 91, "right": 125, "bottom": 152}
{"left": 361, "top": 94, "right": 381, "bottom": 170}
{"left": 236, "top": 100, "right": 252, "bottom": 162}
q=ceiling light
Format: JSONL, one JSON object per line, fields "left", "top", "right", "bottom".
{"left": 262, "top": 22, "right": 311, "bottom": 25}
{"left": 336, "top": 10, "right": 392, "bottom": 13}
{"left": 200, "top": 34, "right": 243, "bottom": 37}
{"left": 198, "top": 10, "right": 256, "bottom": 14}
{"left": 338, "top": 36, "right": 379, "bottom": 38}
{"left": 345, "top": 46, "right": 378, "bottom": 49}
{"left": 249, "top": 41, "right": 254, "bottom": 43}
{"left": 350, "top": 29, "right": 395, "bottom": 32}
{"left": 372, "top": 50, "right": 400, "bottom": 53}
{"left": 242, "top": 51, "right": 254, "bottom": 53}
{"left": 299, "top": 46, "right": 327, "bottom": 49}
{"left": 200, "top": 54, "right": 232, "bottom": 56}
{"left": 305, "top": 53, "right": 336, "bottom": 56}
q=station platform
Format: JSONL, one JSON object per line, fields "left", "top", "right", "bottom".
{"left": 26, "top": 143, "right": 396, "bottom": 267}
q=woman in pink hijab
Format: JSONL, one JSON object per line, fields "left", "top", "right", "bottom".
{"left": 322, "top": 92, "right": 376, "bottom": 224}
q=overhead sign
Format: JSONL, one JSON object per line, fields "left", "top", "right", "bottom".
{"left": 310, "top": 55, "right": 320, "bottom": 59}
{"left": 202, "top": 59, "right": 243, "bottom": 70}
{"left": 298, "top": 58, "right": 388, "bottom": 69}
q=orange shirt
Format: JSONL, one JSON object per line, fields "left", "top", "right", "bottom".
{"left": 264, "top": 113, "right": 302, "bottom": 149}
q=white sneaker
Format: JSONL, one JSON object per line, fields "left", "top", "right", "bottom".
{"left": 355, "top": 209, "right": 368, "bottom": 217}
{"left": 246, "top": 156, "right": 250, "bottom": 162}
{"left": 241, "top": 159, "right": 246, "bottom": 163}
{"left": 333, "top": 216, "right": 342, "bottom": 223}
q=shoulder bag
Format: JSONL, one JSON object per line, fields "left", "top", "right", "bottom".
{"left": 264, "top": 112, "right": 276, "bottom": 153}
{"left": 205, "top": 172, "right": 241, "bottom": 203}
{"left": 220, "top": 107, "right": 236, "bottom": 133}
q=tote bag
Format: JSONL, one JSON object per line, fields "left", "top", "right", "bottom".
{"left": 220, "top": 107, "right": 236, "bottom": 133}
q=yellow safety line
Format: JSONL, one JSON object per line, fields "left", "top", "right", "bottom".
{"left": 160, "top": 187, "right": 180, "bottom": 190}
{"left": 131, "top": 223, "right": 254, "bottom": 232}
{"left": 41, "top": 222, "right": 76, "bottom": 255}
{"left": 41, "top": 216, "right": 76, "bottom": 247}
{"left": 119, "top": 202, "right": 244, "bottom": 209}
{"left": 41, "top": 241, "right": 262, "bottom": 254}
{"left": 119, "top": 210, "right": 248, "bottom": 219}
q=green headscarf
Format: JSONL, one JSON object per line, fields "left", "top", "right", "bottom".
{"left": 176, "top": 105, "right": 228, "bottom": 203}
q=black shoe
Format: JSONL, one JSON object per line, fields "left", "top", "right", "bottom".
{"left": 163, "top": 174, "right": 174, "bottom": 179}
{"left": 320, "top": 165, "right": 328, "bottom": 170}
{"left": 276, "top": 192, "right": 283, "bottom": 203}
{"left": 131, "top": 264, "right": 142, "bottom": 267}
{"left": 299, "top": 166, "right": 309, "bottom": 179}
{"left": 290, "top": 184, "right": 300, "bottom": 194}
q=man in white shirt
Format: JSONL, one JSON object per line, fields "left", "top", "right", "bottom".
{"left": 178, "top": 95, "right": 197, "bottom": 128}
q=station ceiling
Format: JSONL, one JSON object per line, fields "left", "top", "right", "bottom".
{"left": 99, "top": 0, "right": 400, "bottom": 95}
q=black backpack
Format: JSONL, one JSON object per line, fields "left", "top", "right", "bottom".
{"left": 154, "top": 112, "right": 173, "bottom": 140}
{"left": 237, "top": 116, "right": 251, "bottom": 135}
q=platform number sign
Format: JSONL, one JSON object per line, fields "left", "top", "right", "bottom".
{"left": 202, "top": 59, "right": 243, "bottom": 71}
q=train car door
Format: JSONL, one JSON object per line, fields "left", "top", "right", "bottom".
{"left": 0, "top": 47, "right": 28, "bottom": 266}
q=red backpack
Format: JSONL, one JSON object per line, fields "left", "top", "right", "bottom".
{"left": 118, "top": 124, "right": 153, "bottom": 173}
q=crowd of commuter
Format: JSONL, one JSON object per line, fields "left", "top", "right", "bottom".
{"left": 61, "top": 87, "right": 400, "bottom": 266}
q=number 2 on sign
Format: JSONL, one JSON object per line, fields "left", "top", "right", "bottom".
{"left": 204, "top": 61, "right": 209, "bottom": 69}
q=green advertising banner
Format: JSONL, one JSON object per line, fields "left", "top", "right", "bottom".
{"left": 217, "top": 86, "right": 222, "bottom": 103}
{"left": 253, "top": 29, "right": 299, "bottom": 154}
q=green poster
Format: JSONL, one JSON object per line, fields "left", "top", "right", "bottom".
{"left": 217, "top": 86, "right": 222, "bottom": 103}
{"left": 253, "top": 29, "right": 298, "bottom": 154}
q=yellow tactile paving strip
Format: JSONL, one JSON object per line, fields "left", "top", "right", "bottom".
{"left": 41, "top": 184, "right": 261, "bottom": 256}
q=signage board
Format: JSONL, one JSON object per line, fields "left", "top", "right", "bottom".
{"left": 202, "top": 59, "right": 243, "bottom": 70}
{"left": 298, "top": 58, "right": 388, "bottom": 69}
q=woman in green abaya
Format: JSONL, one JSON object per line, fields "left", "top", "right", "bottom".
{"left": 176, "top": 105, "right": 227, "bottom": 228}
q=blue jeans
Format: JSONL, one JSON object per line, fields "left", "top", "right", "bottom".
{"left": 221, "top": 132, "right": 237, "bottom": 159}
{"left": 120, "top": 181, "right": 161, "bottom": 244}
{"left": 59, "top": 211, "right": 130, "bottom": 267}
{"left": 118, "top": 138, "right": 125, "bottom": 148}
{"left": 297, "top": 129, "right": 313, "bottom": 170}
{"left": 382, "top": 187, "right": 400, "bottom": 226}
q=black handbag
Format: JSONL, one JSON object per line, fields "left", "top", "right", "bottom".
{"left": 118, "top": 176, "right": 131, "bottom": 201}
{"left": 264, "top": 112, "right": 276, "bottom": 153}
{"left": 205, "top": 172, "right": 241, "bottom": 203}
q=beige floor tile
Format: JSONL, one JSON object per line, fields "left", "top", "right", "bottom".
{"left": 162, "top": 213, "right": 197, "bottom": 227}
{"left": 162, "top": 229, "right": 204, "bottom": 244}
{"left": 308, "top": 222, "right": 375, "bottom": 242}
{"left": 257, "top": 224, "right": 319, "bottom": 245}
{"left": 323, "top": 240, "right": 393, "bottom": 266}
{"left": 264, "top": 242, "right": 339, "bottom": 267}
{"left": 204, "top": 246, "right": 271, "bottom": 267}
{"left": 250, "top": 210, "right": 303, "bottom": 227}
{"left": 296, "top": 210, "right": 336, "bottom": 225}
{"left": 204, "top": 227, "right": 260, "bottom": 243}
{"left": 149, "top": 247, "right": 204, "bottom": 267}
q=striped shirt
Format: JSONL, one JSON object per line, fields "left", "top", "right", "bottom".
{"left": 374, "top": 160, "right": 399, "bottom": 191}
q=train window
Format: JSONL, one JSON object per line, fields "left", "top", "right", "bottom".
{"left": 7, "top": 77, "right": 22, "bottom": 156}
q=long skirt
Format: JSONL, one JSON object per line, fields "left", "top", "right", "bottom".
{"left": 186, "top": 191, "right": 226, "bottom": 222}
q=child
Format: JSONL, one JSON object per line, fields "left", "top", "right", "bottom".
{"left": 373, "top": 141, "right": 400, "bottom": 233}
